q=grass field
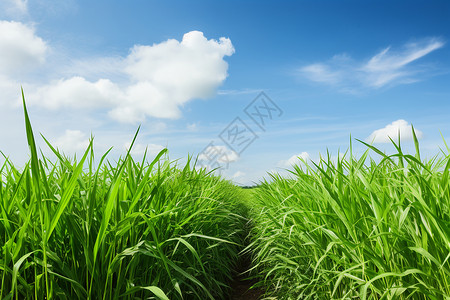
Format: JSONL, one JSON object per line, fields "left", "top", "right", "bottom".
{"left": 1, "top": 93, "right": 450, "bottom": 299}
{"left": 247, "top": 138, "right": 450, "bottom": 299}
{"left": 0, "top": 94, "right": 249, "bottom": 299}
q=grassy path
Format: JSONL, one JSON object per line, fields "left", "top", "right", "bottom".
{"left": 227, "top": 188, "right": 264, "bottom": 299}
{"left": 0, "top": 95, "right": 249, "bottom": 299}
{"left": 2, "top": 93, "right": 450, "bottom": 299}
{"left": 237, "top": 140, "right": 450, "bottom": 299}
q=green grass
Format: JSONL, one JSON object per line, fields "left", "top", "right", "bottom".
{"left": 0, "top": 91, "right": 249, "bottom": 299}
{"left": 2, "top": 90, "right": 450, "bottom": 299}
{"left": 247, "top": 135, "right": 450, "bottom": 299}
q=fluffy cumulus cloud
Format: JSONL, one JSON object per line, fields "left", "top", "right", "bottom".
{"left": 279, "top": 152, "right": 310, "bottom": 167}
{"left": 31, "top": 77, "right": 120, "bottom": 109}
{"left": 299, "top": 38, "right": 444, "bottom": 92}
{"left": 0, "top": 20, "right": 47, "bottom": 77}
{"left": 365, "top": 119, "right": 423, "bottom": 143}
{"left": 53, "top": 130, "right": 90, "bottom": 153}
{"left": 27, "top": 30, "right": 234, "bottom": 123}
{"left": 113, "top": 30, "right": 234, "bottom": 121}
{"left": 0, "top": 25, "right": 233, "bottom": 122}
{"left": 0, "top": 21, "right": 48, "bottom": 106}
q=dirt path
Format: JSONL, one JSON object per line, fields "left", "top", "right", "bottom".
{"left": 228, "top": 187, "right": 264, "bottom": 299}
{"left": 229, "top": 274, "right": 263, "bottom": 300}
{"left": 228, "top": 254, "right": 264, "bottom": 300}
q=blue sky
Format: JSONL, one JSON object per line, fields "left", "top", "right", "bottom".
{"left": 0, "top": 0, "right": 449, "bottom": 185}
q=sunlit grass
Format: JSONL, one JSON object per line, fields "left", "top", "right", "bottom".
{"left": 0, "top": 91, "right": 248, "bottom": 299}
{"left": 3, "top": 90, "right": 450, "bottom": 299}
{"left": 248, "top": 133, "right": 450, "bottom": 299}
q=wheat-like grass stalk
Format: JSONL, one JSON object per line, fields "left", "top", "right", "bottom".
{"left": 0, "top": 91, "right": 248, "bottom": 299}
{"left": 248, "top": 130, "right": 450, "bottom": 299}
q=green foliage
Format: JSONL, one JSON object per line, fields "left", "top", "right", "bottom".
{"left": 0, "top": 92, "right": 248, "bottom": 299}
{"left": 3, "top": 91, "right": 450, "bottom": 299}
{"left": 248, "top": 134, "right": 450, "bottom": 299}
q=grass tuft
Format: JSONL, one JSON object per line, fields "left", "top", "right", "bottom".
{"left": 0, "top": 91, "right": 249, "bottom": 299}
{"left": 248, "top": 132, "right": 450, "bottom": 299}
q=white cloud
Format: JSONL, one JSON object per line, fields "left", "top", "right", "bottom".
{"left": 300, "top": 64, "right": 342, "bottom": 85}
{"left": 0, "top": 21, "right": 47, "bottom": 77}
{"left": 198, "top": 145, "right": 239, "bottom": 164}
{"left": 12, "top": 0, "right": 27, "bottom": 12}
{"left": 30, "top": 77, "right": 121, "bottom": 109}
{"left": 53, "top": 130, "right": 90, "bottom": 153}
{"left": 0, "top": 74, "right": 21, "bottom": 106}
{"left": 299, "top": 37, "right": 444, "bottom": 92}
{"left": 232, "top": 171, "right": 245, "bottom": 179}
{"left": 0, "top": 0, "right": 28, "bottom": 17}
{"left": 365, "top": 119, "right": 423, "bottom": 143}
{"left": 197, "top": 145, "right": 239, "bottom": 173}
{"left": 217, "top": 88, "right": 261, "bottom": 96}
{"left": 279, "top": 152, "right": 310, "bottom": 167}
{"left": 187, "top": 123, "right": 198, "bottom": 131}
{"left": 26, "top": 30, "right": 234, "bottom": 123}
{"left": 112, "top": 30, "right": 234, "bottom": 121}
{"left": 151, "top": 122, "right": 167, "bottom": 132}
{"left": 124, "top": 142, "right": 165, "bottom": 156}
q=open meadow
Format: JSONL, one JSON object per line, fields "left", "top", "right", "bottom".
{"left": 247, "top": 138, "right": 450, "bottom": 299}
{"left": 1, "top": 1, "right": 449, "bottom": 299}
{"left": 1, "top": 96, "right": 450, "bottom": 299}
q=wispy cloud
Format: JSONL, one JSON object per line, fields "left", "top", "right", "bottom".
{"left": 300, "top": 64, "right": 342, "bottom": 85}
{"left": 232, "top": 171, "right": 245, "bottom": 179}
{"left": 0, "top": 0, "right": 28, "bottom": 18}
{"left": 366, "top": 119, "right": 423, "bottom": 143}
{"left": 187, "top": 123, "right": 198, "bottom": 131}
{"left": 217, "top": 88, "right": 261, "bottom": 96}
{"left": 299, "top": 37, "right": 444, "bottom": 92}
